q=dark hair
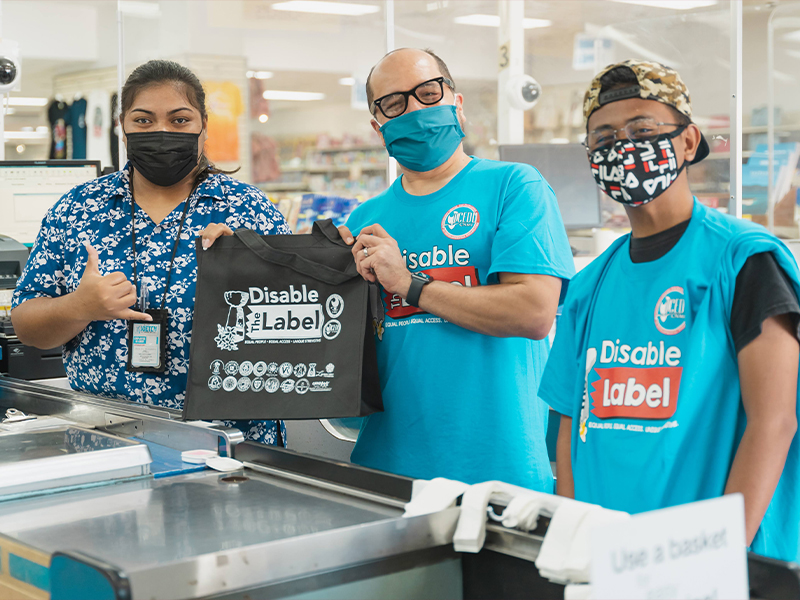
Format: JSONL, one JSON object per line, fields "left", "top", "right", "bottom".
{"left": 365, "top": 48, "right": 456, "bottom": 113}
{"left": 120, "top": 59, "right": 238, "bottom": 184}
{"left": 599, "top": 66, "right": 691, "bottom": 126}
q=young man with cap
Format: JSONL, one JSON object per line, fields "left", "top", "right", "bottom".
{"left": 540, "top": 59, "right": 800, "bottom": 561}
{"left": 337, "top": 48, "right": 575, "bottom": 491}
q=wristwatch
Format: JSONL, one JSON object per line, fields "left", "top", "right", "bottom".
{"left": 406, "top": 272, "right": 433, "bottom": 308}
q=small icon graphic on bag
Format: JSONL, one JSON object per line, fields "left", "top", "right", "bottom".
{"left": 279, "top": 362, "right": 293, "bottom": 378}
{"left": 251, "top": 377, "right": 265, "bottom": 392}
{"left": 215, "top": 290, "right": 249, "bottom": 351}
{"left": 253, "top": 361, "right": 267, "bottom": 377}
{"left": 326, "top": 294, "right": 344, "bottom": 319}
{"left": 265, "top": 377, "right": 280, "bottom": 393}
{"left": 222, "top": 376, "right": 237, "bottom": 392}
{"left": 267, "top": 362, "right": 279, "bottom": 376}
{"left": 323, "top": 319, "right": 342, "bottom": 340}
{"left": 237, "top": 377, "right": 252, "bottom": 392}
{"left": 208, "top": 375, "right": 223, "bottom": 391}
{"left": 224, "top": 361, "right": 239, "bottom": 376}
{"left": 296, "top": 379, "right": 310, "bottom": 394}
{"left": 210, "top": 360, "right": 223, "bottom": 375}
{"left": 281, "top": 378, "right": 295, "bottom": 393}
{"left": 326, "top": 363, "right": 335, "bottom": 373}
{"left": 308, "top": 363, "right": 317, "bottom": 377}
{"left": 239, "top": 361, "right": 254, "bottom": 377}
{"left": 294, "top": 363, "right": 307, "bottom": 378}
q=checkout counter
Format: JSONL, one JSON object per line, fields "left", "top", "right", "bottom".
{"left": 0, "top": 377, "right": 798, "bottom": 600}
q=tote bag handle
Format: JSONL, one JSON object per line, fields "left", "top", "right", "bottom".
{"left": 235, "top": 225, "right": 359, "bottom": 286}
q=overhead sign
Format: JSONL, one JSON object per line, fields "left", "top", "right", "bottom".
{"left": 591, "top": 494, "right": 748, "bottom": 600}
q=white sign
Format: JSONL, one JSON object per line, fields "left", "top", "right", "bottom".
{"left": 591, "top": 494, "right": 748, "bottom": 600}
{"left": 573, "top": 33, "right": 612, "bottom": 71}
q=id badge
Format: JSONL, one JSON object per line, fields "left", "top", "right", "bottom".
{"left": 127, "top": 309, "right": 169, "bottom": 373}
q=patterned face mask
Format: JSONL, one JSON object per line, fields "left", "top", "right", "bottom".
{"left": 588, "top": 128, "right": 687, "bottom": 207}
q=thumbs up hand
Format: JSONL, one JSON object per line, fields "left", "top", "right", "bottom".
{"left": 73, "top": 244, "right": 152, "bottom": 322}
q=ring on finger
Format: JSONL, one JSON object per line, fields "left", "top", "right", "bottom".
{"left": 363, "top": 247, "right": 369, "bottom": 258}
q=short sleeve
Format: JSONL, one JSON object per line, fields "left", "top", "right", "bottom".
{"left": 539, "top": 294, "right": 581, "bottom": 418}
{"left": 11, "top": 202, "right": 68, "bottom": 308}
{"left": 233, "top": 183, "right": 291, "bottom": 236}
{"left": 488, "top": 165, "right": 575, "bottom": 300}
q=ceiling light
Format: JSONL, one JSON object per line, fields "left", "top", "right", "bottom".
{"left": 262, "top": 90, "right": 326, "bottom": 101}
{"left": 339, "top": 77, "right": 356, "bottom": 86}
{"left": 453, "top": 14, "right": 552, "bottom": 29}
{"left": 4, "top": 97, "right": 48, "bottom": 107}
{"left": 258, "top": 114, "right": 269, "bottom": 123}
{"left": 246, "top": 70, "right": 274, "bottom": 80}
{"left": 3, "top": 108, "right": 14, "bottom": 115}
{"left": 118, "top": 1, "right": 161, "bottom": 18}
{"left": 271, "top": 1, "right": 380, "bottom": 16}
{"left": 783, "top": 30, "right": 800, "bottom": 43}
{"left": 15, "top": 145, "right": 24, "bottom": 153}
{"left": 608, "top": 0, "right": 718, "bottom": 9}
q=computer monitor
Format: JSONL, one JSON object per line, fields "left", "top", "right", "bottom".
{"left": 0, "top": 160, "right": 101, "bottom": 244}
{"left": 499, "top": 144, "right": 602, "bottom": 229}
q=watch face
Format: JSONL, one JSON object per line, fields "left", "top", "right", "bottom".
{"left": 413, "top": 272, "right": 432, "bottom": 283}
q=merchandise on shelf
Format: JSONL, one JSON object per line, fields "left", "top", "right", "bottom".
{"left": 294, "top": 194, "right": 361, "bottom": 234}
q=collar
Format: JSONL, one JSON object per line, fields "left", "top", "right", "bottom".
{"left": 108, "top": 162, "right": 227, "bottom": 203}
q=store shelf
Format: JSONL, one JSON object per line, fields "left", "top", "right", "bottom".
{"left": 702, "top": 124, "right": 800, "bottom": 136}
{"left": 258, "top": 182, "right": 311, "bottom": 192}
{"left": 705, "top": 151, "right": 755, "bottom": 160}
{"left": 314, "top": 145, "right": 385, "bottom": 153}
{"left": 306, "top": 164, "right": 386, "bottom": 173}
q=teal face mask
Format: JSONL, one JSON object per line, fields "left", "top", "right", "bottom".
{"left": 379, "top": 104, "right": 465, "bottom": 172}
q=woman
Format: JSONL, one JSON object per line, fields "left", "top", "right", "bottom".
{"left": 11, "top": 60, "right": 289, "bottom": 445}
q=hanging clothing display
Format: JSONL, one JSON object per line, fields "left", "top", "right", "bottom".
{"left": 86, "top": 90, "right": 112, "bottom": 168}
{"left": 48, "top": 99, "right": 70, "bottom": 159}
{"left": 69, "top": 97, "right": 88, "bottom": 160}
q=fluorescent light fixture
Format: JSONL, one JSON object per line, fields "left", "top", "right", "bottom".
{"left": 258, "top": 114, "right": 269, "bottom": 123}
{"left": 609, "top": 0, "right": 717, "bottom": 9}
{"left": 550, "top": 138, "right": 570, "bottom": 144}
{"left": 4, "top": 97, "right": 48, "bottom": 107}
{"left": 783, "top": 29, "right": 800, "bottom": 43}
{"left": 15, "top": 145, "right": 24, "bottom": 154}
{"left": 246, "top": 70, "right": 274, "bottom": 80}
{"left": 118, "top": 1, "right": 161, "bottom": 18}
{"left": 453, "top": 14, "right": 552, "bottom": 29}
{"left": 339, "top": 77, "right": 356, "bottom": 86}
{"left": 262, "top": 90, "right": 326, "bottom": 101}
{"left": 271, "top": 1, "right": 380, "bottom": 16}
{"left": 5, "top": 108, "right": 15, "bottom": 115}
{"left": 5, "top": 131, "right": 48, "bottom": 140}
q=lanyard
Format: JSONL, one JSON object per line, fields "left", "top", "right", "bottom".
{"left": 130, "top": 176, "right": 194, "bottom": 312}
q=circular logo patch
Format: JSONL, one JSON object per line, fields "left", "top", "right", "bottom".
{"left": 238, "top": 361, "right": 253, "bottom": 377}
{"left": 222, "top": 376, "right": 237, "bottom": 392}
{"left": 323, "top": 319, "right": 341, "bottom": 340}
{"left": 237, "top": 377, "right": 252, "bottom": 392}
{"left": 253, "top": 361, "right": 267, "bottom": 377}
{"left": 654, "top": 286, "right": 686, "bottom": 335}
{"left": 278, "top": 362, "right": 293, "bottom": 378}
{"left": 208, "top": 375, "right": 223, "bottom": 391}
{"left": 251, "top": 377, "right": 265, "bottom": 392}
{"left": 441, "top": 204, "right": 480, "bottom": 240}
{"left": 224, "top": 361, "right": 239, "bottom": 376}
{"left": 210, "top": 360, "right": 223, "bottom": 375}
{"left": 265, "top": 378, "right": 280, "bottom": 393}
{"left": 296, "top": 379, "right": 310, "bottom": 395}
{"left": 281, "top": 378, "right": 295, "bottom": 393}
{"left": 326, "top": 294, "right": 344, "bottom": 319}
{"left": 294, "top": 363, "right": 307, "bottom": 378}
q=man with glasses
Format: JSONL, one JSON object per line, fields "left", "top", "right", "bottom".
{"left": 336, "top": 48, "right": 575, "bottom": 490}
{"left": 540, "top": 60, "right": 800, "bottom": 562}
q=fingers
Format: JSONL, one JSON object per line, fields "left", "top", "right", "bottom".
{"left": 83, "top": 244, "right": 100, "bottom": 276}
{"left": 105, "top": 272, "right": 130, "bottom": 286}
{"left": 120, "top": 309, "right": 153, "bottom": 322}
{"left": 338, "top": 225, "right": 355, "bottom": 245}
{"left": 201, "top": 223, "right": 234, "bottom": 250}
{"left": 359, "top": 224, "right": 389, "bottom": 238}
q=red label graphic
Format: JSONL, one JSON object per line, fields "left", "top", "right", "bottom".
{"left": 590, "top": 366, "right": 682, "bottom": 420}
{"left": 385, "top": 266, "right": 480, "bottom": 319}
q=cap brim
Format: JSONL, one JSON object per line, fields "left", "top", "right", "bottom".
{"left": 692, "top": 131, "right": 710, "bottom": 164}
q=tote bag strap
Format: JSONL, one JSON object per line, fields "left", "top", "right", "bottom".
{"left": 312, "top": 218, "right": 350, "bottom": 247}
{"left": 235, "top": 228, "right": 359, "bottom": 285}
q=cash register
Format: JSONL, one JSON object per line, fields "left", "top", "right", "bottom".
{"left": 0, "top": 234, "right": 66, "bottom": 379}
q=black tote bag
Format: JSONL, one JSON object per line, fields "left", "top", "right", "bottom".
{"left": 184, "top": 219, "right": 383, "bottom": 420}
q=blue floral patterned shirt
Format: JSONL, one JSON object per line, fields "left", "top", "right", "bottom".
{"left": 12, "top": 164, "right": 291, "bottom": 445}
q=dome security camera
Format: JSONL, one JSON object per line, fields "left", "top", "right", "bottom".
{"left": 0, "top": 58, "right": 18, "bottom": 90}
{"left": 506, "top": 75, "right": 542, "bottom": 111}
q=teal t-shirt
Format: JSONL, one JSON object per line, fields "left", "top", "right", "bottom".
{"left": 345, "top": 157, "right": 575, "bottom": 490}
{"left": 540, "top": 200, "right": 800, "bottom": 562}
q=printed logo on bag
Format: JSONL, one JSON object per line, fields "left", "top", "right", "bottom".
{"left": 385, "top": 266, "right": 480, "bottom": 319}
{"left": 441, "top": 204, "right": 480, "bottom": 240}
{"left": 654, "top": 286, "right": 686, "bottom": 335}
{"left": 213, "top": 284, "right": 346, "bottom": 350}
{"left": 589, "top": 339, "right": 683, "bottom": 421}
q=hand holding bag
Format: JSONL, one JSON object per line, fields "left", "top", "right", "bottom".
{"left": 184, "top": 219, "right": 383, "bottom": 420}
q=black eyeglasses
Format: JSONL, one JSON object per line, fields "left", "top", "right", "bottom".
{"left": 371, "top": 77, "right": 455, "bottom": 119}
{"left": 586, "top": 118, "right": 687, "bottom": 154}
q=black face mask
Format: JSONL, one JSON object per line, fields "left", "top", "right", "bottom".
{"left": 125, "top": 131, "right": 200, "bottom": 187}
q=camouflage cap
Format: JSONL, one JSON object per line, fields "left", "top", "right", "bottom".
{"left": 583, "top": 59, "right": 692, "bottom": 123}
